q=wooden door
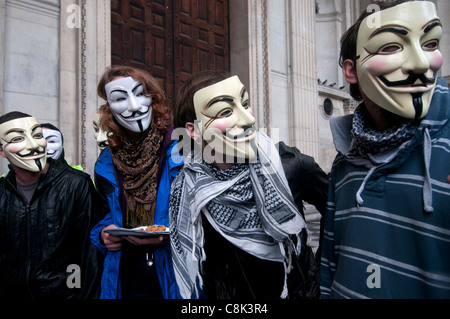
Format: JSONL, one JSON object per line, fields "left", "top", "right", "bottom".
{"left": 111, "top": 0, "right": 229, "bottom": 107}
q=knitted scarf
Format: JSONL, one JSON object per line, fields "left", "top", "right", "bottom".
{"left": 350, "top": 104, "right": 420, "bottom": 156}
{"left": 169, "top": 131, "right": 307, "bottom": 299}
{"left": 111, "top": 123, "right": 163, "bottom": 228}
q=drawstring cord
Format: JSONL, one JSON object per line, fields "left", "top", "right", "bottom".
{"left": 355, "top": 127, "right": 434, "bottom": 214}
{"left": 423, "top": 127, "right": 434, "bottom": 213}
{"left": 356, "top": 166, "right": 377, "bottom": 206}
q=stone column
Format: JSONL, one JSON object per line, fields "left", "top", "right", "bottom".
{"left": 60, "top": 0, "right": 81, "bottom": 168}
{"left": 59, "top": 0, "right": 110, "bottom": 175}
{"left": 230, "top": 0, "right": 271, "bottom": 134}
{"left": 286, "top": 0, "right": 319, "bottom": 159}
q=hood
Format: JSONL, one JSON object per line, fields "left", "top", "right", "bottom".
{"left": 330, "top": 77, "right": 449, "bottom": 213}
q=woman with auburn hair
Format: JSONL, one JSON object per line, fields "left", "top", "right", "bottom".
{"left": 96, "top": 66, "right": 171, "bottom": 150}
{"left": 90, "top": 65, "right": 183, "bottom": 299}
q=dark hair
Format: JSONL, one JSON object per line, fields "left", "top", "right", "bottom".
{"left": 97, "top": 65, "right": 171, "bottom": 150}
{"left": 339, "top": 0, "right": 413, "bottom": 100}
{"left": 0, "top": 111, "right": 32, "bottom": 125}
{"left": 173, "top": 70, "right": 231, "bottom": 129}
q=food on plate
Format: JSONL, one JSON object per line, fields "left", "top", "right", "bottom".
{"left": 138, "top": 225, "right": 166, "bottom": 232}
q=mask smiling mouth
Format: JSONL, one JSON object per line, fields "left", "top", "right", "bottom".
{"left": 120, "top": 108, "right": 149, "bottom": 120}
{"left": 378, "top": 73, "right": 436, "bottom": 91}
{"left": 17, "top": 149, "right": 46, "bottom": 158}
{"left": 224, "top": 126, "right": 257, "bottom": 142}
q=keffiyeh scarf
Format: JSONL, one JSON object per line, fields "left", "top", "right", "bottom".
{"left": 111, "top": 123, "right": 163, "bottom": 228}
{"left": 350, "top": 104, "right": 419, "bottom": 156}
{"left": 170, "top": 131, "right": 307, "bottom": 299}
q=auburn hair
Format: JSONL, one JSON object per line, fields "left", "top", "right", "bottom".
{"left": 97, "top": 65, "right": 172, "bottom": 150}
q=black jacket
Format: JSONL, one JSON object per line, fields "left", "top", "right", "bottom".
{"left": 277, "top": 141, "right": 328, "bottom": 216}
{"left": 201, "top": 142, "right": 328, "bottom": 299}
{"left": 0, "top": 159, "right": 103, "bottom": 299}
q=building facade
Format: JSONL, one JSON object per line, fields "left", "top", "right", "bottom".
{"left": 1, "top": 0, "right": 449, "bottom": 177}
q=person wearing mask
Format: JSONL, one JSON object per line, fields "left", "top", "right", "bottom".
{"left": 41, "top": 122, "right": 83, "bottom": 170}
{"left": 90, "top": 66, "right": 183, "bottom": 299}
{"left": 169, "top": 70, "right": 326, "bottom": 299}
{"left": 320, "top": 0, "right": 450, "bottom": 298}
{"left": 0, "top": 111, "right": 102, "bottom": 298}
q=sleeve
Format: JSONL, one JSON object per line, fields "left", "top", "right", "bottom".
{"left": 295, "top": 148, "right": 329, "bottom": 216}
{"left": 319, "top": 173, "right": 337, "bottom": 298}
{"left": 74, "top": 176, "right": 104, "bottom": 299}
{"left": 89, "top": 172, "right": 117, "bottom": 255}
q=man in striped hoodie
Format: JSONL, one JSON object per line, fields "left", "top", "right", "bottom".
{"left": 320, "top": 0, "right": 450, "bottom": 298}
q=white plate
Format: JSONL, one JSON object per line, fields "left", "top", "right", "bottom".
{"left": 104, "top": 226, "right": 170, "bottom": 237}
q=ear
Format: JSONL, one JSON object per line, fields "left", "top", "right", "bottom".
{"left": 185, "top": 122, "right": 200, "bottom": 140}
{"left": 342, "top": 59, "right": 358, "bottom": 84}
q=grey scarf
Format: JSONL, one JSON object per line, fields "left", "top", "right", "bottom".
{"left": 350, "top": 104, "right": 419, "bottom": 156}
{"left": 169, "top": 132, "right": 307, "bottom": 299}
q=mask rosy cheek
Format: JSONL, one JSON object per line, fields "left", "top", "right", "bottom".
{"left": 430, "top": 53, "right": 443, "bottom": 70}
{"left": 210, "top": 119, "right": 231, "bottom": 133}
{"left": 6, "top": 145, "right": 20, "bottom": 153}
{"left": 366, "top": 59, "right": 390, "bottom": 75}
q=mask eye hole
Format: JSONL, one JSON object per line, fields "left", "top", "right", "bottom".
{"left": 423, "top": 40, "right": 439, "bottom": 51}
{"left": 10, "top": 136, "right": 25, "bottom": 143}
{"left": 218, "top": 109, "right": 233, "bottom": 118}
{"left": 379, "top": 43, "right": 402, "bottom": 54}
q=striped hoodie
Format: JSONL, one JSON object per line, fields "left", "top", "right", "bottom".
{"left": 320, "top": 77, "right": 450, "bottom": 298}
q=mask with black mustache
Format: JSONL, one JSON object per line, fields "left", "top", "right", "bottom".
{"left": 354, "top": 1, "right": 443, "bottom": 119}
{"left": 0, "top": 116, "right": 47, "bottom": 172}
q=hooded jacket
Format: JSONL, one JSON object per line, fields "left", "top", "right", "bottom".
{"left": 90, "top": 128, "right": 184, "bottom": 299}
{"left": 0, "top": 158, "right": 102, "bottom": 299}
{"left": 320, "top": 77, "right": 450, "bottom": 298}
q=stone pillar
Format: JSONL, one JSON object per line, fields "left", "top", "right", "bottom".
{"left": 60, "top": 0, "right": 81, "bottom": 168}
{"left": 59, "top": 0, "right": 110, "bottom": 175}
{"left": 230, "top": 0, "right": 271, "bottom": 134}
{"left": 286, "top": 0, "right": 319, "bottom": 159}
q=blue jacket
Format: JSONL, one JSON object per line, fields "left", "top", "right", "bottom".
{"left": 90, "top": 136, "right": 184, "bottom": 299}
{"left": 320, "top": 78, "right": 450, "bottom": 298}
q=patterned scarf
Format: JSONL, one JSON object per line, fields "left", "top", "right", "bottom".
{"left": 169, "top": 131, "right": 307, "bottom": 299}
{"left": 350, "top": 104, "right": 419, "bottom": 156}
{"left": 111, "top": 123, "right": 163, "bottom": 228}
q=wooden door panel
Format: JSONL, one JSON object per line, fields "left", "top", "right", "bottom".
{"left": 111, "top": 0, "right": 229, "bottom": 107}
{"left": 174, "top": 0, "right": 229, "bottom": 89}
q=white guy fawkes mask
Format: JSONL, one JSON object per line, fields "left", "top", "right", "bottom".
{"left": 356, "top": 1, "right": 442, "bottom": 119}
{"left": 0, "top": 117, "right": 47, "bottom": 172}
{"left": 193, "top": 76, "right": 257, "bottom": 161}
{"left": 93, "top": 113, "right": 109, "bottom": 151}
{"left": 105, "top": 76, "right": 152, "bottom": 132}
{"left": 42, "top": 128, "right": 63, "bottom": 160}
